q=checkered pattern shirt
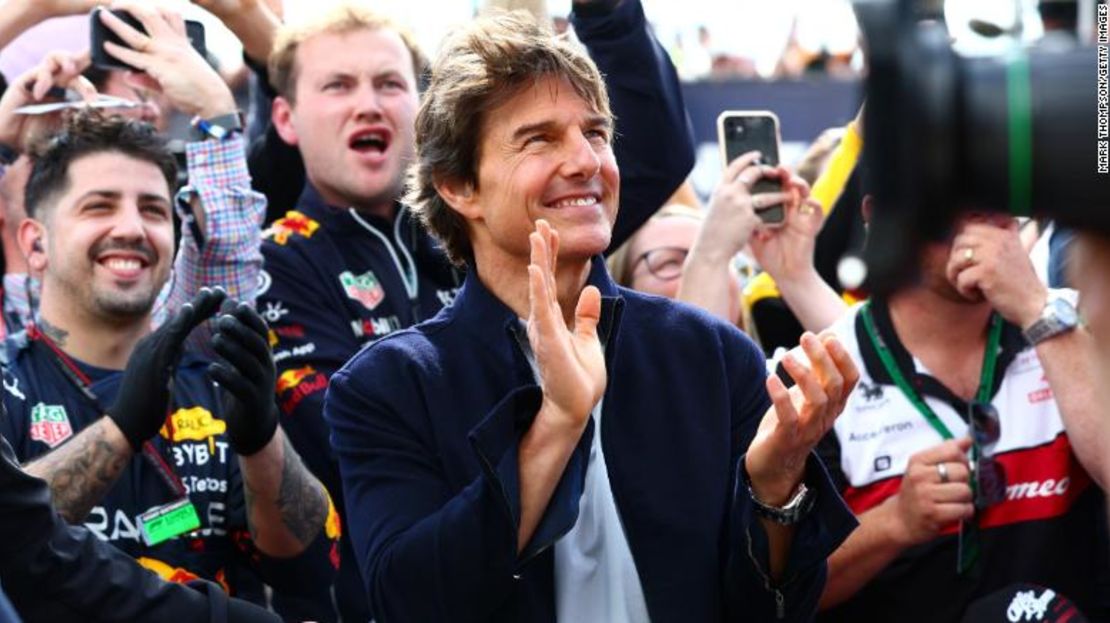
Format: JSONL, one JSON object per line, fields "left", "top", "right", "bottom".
{"left": 2, "top": 136, "right": 265, "bottom": 349}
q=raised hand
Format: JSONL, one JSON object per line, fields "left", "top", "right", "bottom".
{"left": 527, "top": 219, "right": 606, "bottom": 433}
{"left": 109, "top": 287, "right": 226, "bottom": 450}
{"left": 209, "top": 300, "right": 280, "bottom": 457}
{"left": 694, "top": 150, "right": 776, "bottom": 260}
{"left": 749, "top": 170, "right": 822, "bottom": 282}
{"left": 946, "top": 218, "right": 1047, "bottom": 328}
{"left": 99, "top": 0, "right": 236, "bottom": 119}
{"left": 745, "top": 332, "right": 859, "bottom": 504}
{"left": 0, "top": 51, "right": 97, "bottom": 151}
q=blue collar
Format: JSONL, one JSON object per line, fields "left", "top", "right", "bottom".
{"left": 441, "top": 255, "right": 623, "bottom": 351}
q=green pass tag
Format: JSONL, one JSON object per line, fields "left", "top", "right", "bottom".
{"left": 139, "top": 498, "right": 201, "bottom": 547}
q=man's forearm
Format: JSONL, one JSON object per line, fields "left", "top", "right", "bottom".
{"left": 516, "top": 403, "right": 587, "bottom": 552}
{"left": 775, "top": 269, "right": 849, "bottom": 333}
{"left": 678, "top": 249, "right": 741, "bottom": 324}
{"left": 0, "top": 0, "right": 48, "bottom": 50}
{"left": 1035, "top": 326, "right": 1110, "bottom": 491}
{"left": 239, "top": 428, "right": 328, "bottom": 557}
{"left": 819, "top": 499, "right": 907, "bottom": 609}
{"left": 24, "top": 417, "right": 133, "bottom": 523}
{"left": 218, "top": 1, "right": 281, "bottom": 64}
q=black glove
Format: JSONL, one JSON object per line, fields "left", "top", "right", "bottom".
{"left": 109, "top": 288, "right": 226, "bottom": 451}
{"left": 209, "top": 301, "right": 279, "bottom": 457}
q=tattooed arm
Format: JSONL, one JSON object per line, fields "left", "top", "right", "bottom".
{"left": 23, "top": 418, "right": 132, "bottom": 523}
{"left": 238, "top": 427, "right": 328, "bottom": 557}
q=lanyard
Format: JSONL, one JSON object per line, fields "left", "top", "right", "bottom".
{"left": 26, "top": 324, "right": 189, "bottom": 499}
{"left": 859, "top": 302, "right": 1003, "bottom": 440}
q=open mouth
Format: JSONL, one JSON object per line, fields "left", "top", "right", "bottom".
{"left": 96, "top": 254, "right": 151, "bottom": 278}
{"left": 349, "top": 128, "right": 391, "bottom": 155}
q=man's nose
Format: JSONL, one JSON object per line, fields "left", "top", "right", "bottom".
{"left": 559, "top": 130, "right": 602, "bottom": 179}
{"left": 354, "top": 83, "right": 384, "bottom": 120}
{"left": 109, "top": 205, "right": 147, "bottom": 240}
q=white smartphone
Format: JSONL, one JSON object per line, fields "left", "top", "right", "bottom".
{"left": 717, "top": 110, "right": 784, "bottom": 226}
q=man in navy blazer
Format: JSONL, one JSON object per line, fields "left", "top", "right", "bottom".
{"left": 325, "top": 10, "right": 860, "bottom": 622}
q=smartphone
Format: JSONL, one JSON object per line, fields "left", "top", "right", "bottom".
{"left": 717, "top": 110, "right": 784, "bottom": 226}
{"left": 90, "top": 8, "right": 207, "bottom": 72}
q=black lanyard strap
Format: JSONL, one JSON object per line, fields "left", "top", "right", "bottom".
{"left": 859, "top": 302, "right": 1002, "bottom": 440}
{"left": 26, "top": 324, "right": 188, "bottom": 499}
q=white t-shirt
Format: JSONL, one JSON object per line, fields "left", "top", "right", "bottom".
{"left": 518, "top": 333, "right": 651, "bottom": 622}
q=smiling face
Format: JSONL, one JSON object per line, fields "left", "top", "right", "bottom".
{"left": 451, "top": 76, "right": 619, "bottom": 270}
{"left": 37, "top": 151, "right": 174, "bottom": 322}
{"left": 273, "top": 27, "right": 419, "bottom": 213}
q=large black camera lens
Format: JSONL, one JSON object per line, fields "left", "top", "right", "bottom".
{"left": 856, "top": 0, "right": 1109, "bottom": 294}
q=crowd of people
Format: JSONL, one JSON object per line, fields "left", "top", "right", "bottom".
{"left": 0, "top": 0, "right": 1105, "bottom": 622}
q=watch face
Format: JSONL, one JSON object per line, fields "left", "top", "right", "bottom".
{"left": 1051, "top": 297, "right": 1079, "bottom": 326}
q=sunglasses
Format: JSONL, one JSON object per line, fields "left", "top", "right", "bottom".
{"left": 958, "top": 401, "right": 1006, "bottom": 574}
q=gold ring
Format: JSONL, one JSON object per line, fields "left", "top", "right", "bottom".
{"left": 799, "top": 204, "right": 816, "bottom": 216}
{"left": 963, "top": 247, "right": 974, "bottom": 263}
{"left": 936, "top": 462, "right": 949, "bottom": 483}
{"left": 752, "top": 195, "right": 762, "bottom": 210}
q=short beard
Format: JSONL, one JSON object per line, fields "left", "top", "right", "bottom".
{"left": 91, "top": 289, "right": 158, "bottom": 319}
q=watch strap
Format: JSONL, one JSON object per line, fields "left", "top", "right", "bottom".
{"left": 190, "top": 111, "right": 244, "bottom": 142}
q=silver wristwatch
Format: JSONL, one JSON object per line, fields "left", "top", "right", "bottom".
{"left": 1022, "top": 293, "right": 1079, "bottom": 346}
{"left": 749, "top": 481, "right": 815, "bottom": 525}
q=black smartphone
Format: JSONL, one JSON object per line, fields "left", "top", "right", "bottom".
{"left": 90, "top": 8, "right": 207, "bottom": 72}
{"left": 717, "top": 110, "right": 784, "bottom": 226}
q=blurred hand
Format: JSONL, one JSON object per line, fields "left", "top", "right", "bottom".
{"left": 0, "top": 51, "right": 97, "bottom": 151}
{"left": 880, "top": 438, "right": 975, "bottom": 546}
{"left": 749, "top": 192, "right": 825, "bottom": 283}
{"left": 745, "top": 332, "right": 859, "bottom": 504}
{"left": 100, "top": 1, "right": 236, "bottom": 119}
{"left": 691, "top": 150, "right": 773, "bottom": 262}
{"left": 527, "top": 219, "right": 606, "bottom": 434}
{"left": 946, "top": 218, "right": 1047, "bottom": 328}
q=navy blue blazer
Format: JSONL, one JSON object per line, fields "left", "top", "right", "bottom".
{"left": 325, "top": 257, "right": 857, "bottom": 622}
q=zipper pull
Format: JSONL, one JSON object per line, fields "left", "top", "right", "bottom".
{"left": 776, "top": 588, "right": 785, "bottom": 620}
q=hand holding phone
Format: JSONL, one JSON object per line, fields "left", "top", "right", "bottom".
{"left": 89, "top": 4, "right": 234, "bottom": 120}
{"left": 91, "top": 8, "right": 206, "bottom": 72}
{"left": 717, "top": 110, "right": 785, "bottom": 226}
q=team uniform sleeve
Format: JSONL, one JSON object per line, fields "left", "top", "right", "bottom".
{"left": 258, "top": 242, "right": 357, "bottom": 500}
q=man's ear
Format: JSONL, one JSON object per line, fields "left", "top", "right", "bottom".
{"left": 17, "top": 218, "right": 47, "bottom": 273}
{"left": 433, "top": 175, "right": 481, "bottom": 221}
{"left": 272, "top": 96, "right": 299, "bottom": 147}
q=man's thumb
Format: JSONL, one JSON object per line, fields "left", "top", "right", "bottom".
{"left": 573, "top": 285, "right": 602, "bottom": 340}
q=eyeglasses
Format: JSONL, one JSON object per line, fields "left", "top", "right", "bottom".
{"left": 958, "top": 401, "right": 1006, "bottom": 574}
{"left": 631, "top": 246, "right": 688, "bottom": 281}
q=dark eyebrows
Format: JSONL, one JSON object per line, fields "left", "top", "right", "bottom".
{"left": 510, "top": 115, "right": 613, "bottom": 143}
{"left": 75, "top": 190, "right": 171, "bottom": 205}
{"left": 583, "top": 115, "right": 613, "bottom": 132}
{"left": 510, "top": 120, "right": 559, "bottom": 144}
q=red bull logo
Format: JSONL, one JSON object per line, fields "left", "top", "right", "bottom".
{"left": 265, "top": 210, "right": 320, "bottom": 245}
{"left": 276, "top": 366, "right": 316, "bottom": 393}
{"left": 137, "top": 557, "right": 200, "bottom": 584}
{"left": 277, "top": 366, "right": 328, "bottom": 414}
